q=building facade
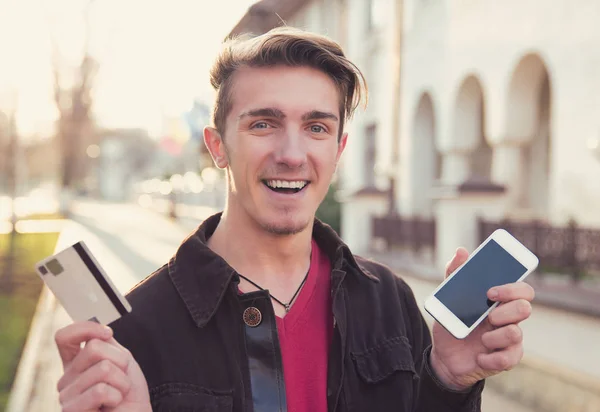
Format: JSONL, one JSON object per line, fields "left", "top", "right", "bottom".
{"left": 394, "top": 0, "right": 600, "bottom": 268}
{"left": 231, "top": 0, "right": 600, "bottom": 270}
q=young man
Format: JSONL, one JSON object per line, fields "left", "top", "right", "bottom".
{"left": 54, "top": 28, "right": 534, "bottom": 412}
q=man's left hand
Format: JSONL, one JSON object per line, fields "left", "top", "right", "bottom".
{"left": 430, "top": 247, "right": 535, "bottom": 391}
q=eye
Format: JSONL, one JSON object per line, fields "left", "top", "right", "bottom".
{"left": 252, "top": 121, "right": 270, "bottom": 129}
{"left": 309, "top": 125, "right": 326, "bottom": 133}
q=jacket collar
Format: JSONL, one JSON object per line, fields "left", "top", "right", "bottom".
{"left": 168, "top": 212, "right": 378, "bottom": 328}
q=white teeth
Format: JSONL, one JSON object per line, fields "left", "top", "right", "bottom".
{"left": 266, "top": 180, "right": 307, "bottom": 189}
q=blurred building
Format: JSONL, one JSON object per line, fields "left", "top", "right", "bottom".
{"left": 0, "top": 112, "right": 58, "bottom": 198}
{"left": 231, "top": 0, "right": 348, "bottom": 42}
{"left": 181, "top": 100, "right": 211, "bottom": 173}
{"left": 13, "top": 118, "right": 96, "bottom": 197}
{"left": 23, "top": 137, "right": 60, "bottom": 188}
{"left": 92, "top": 128, "right": 158, "bottom": 201}
{"left": 157, "top": 100, "right": 213, "bottom": 177}
{"left": 232, "top": 0, "right": 600, "bottom": 270}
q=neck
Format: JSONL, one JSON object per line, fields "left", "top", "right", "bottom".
{"left": 207, "top": 208, "right": 313, "bottom": 288}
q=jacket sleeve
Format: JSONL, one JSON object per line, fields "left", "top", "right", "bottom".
{"left": 395, "top": 277, "right": 484, "bottom": 412}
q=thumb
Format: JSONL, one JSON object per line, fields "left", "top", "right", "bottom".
{"left": 445, "top": 247, "right": 469, "bottom": 279}
{"left": 55, "top": 321, "right": 113, "bottom": 367}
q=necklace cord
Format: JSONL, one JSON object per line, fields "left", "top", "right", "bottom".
{"left": 238, "top": 269, "right": 310, "bottom": 312}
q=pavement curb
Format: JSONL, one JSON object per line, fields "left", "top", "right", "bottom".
{"left": 487, "top": 355, "right": 600, "bottom": 411}
{"left": 6, "top": 287, "right": 57, "bottom": 412}
{"left": 5, "top": 221, "right": 78, "bottom": 412}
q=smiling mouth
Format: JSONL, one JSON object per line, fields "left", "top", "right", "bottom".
{"left": 263, "top": 179, "right": 309, "bottom": 194}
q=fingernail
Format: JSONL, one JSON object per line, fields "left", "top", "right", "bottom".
{"left": 488, "top": 288, "right": 499, "bottom": 299}
{"left": 103, "top": 326, "right": 113, "bottom": 337}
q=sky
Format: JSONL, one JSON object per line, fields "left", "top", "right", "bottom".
{"left": 0, "top": 0, "right": 256, "bottom": 138}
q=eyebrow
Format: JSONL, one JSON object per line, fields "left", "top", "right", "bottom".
{"left": 238, "top": 108, "right": 339, "bottom": 123}
{"left": 301, "top": 110, "right": 339, "bottom": 123}
{"left": 238, "top": 108, "right": 285, "bottom": 120}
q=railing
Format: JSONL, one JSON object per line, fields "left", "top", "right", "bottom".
{"left": 478, "top": 218, "right": 600, "bottom": 281}
{"left": 372, "top": 215, "right": 436, "bottom": 253}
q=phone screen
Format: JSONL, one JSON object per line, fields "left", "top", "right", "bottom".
{"left": 434, "top": 239, "right": 528, "bottom": 327}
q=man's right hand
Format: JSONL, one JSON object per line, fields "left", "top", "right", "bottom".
{"left": 55, "top": 321, "right": 151, "bottom": 412}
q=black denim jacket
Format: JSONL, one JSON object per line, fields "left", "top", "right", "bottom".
{"left": 111, "top": 213, "right": 484, "bottom": 411}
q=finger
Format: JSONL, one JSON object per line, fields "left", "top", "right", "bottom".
{"left": 59, "top": 359, "right": 131, "bottom": 407}
{"left": 477, "top": 344, "right": 524, "bottom": 372}
{"left": 61, "top": 382, "right": 123, "bottom": 412}
{"left": 488, "top": 299, "right": 532, "bottom": 327}
{"left": 55, "top": 322, "right": 113, "bottom": 366}
{"left": 481, "top": 324, "right": 523, "bottom": 351}
{"left": 445, "top": 247, "right": 469, "bottom": 278}
{"left": 107, "top": 336, "right": 133, "bottom": 355}
{"left": 58, "top": 338, "right": 129, "bottom": 392}
{"left": 488, "top": 282, "right": 535, "bottom": 303}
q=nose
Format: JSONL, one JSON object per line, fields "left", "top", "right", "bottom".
{"left": 274, "top": 129, "right": 307, "bottom": 169}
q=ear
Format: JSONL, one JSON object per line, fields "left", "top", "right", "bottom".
{"left": 203, "top": 126, "right": 228, "bottom": 169}
{"left": 336, "top": 132, "right": 348, "bottom": 164}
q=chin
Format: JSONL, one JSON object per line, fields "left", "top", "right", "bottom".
{"left": 259, "top": 216, "right": 311, "bottom": 236}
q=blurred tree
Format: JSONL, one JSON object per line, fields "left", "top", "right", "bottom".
{"left": 0, "top": 111, "right": 8, "bottom": 192}
{"left": 316, "top": 181, "right": 342, "bottom": 236}
{"left": 51, "top": 1, "right": 98, "bottom": 215}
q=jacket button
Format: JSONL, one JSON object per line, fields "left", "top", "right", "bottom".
{"left": 243, "top": 307, "right": 262, "bottom": 327}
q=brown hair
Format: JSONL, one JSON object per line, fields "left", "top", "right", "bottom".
{"left": 209, "top": 26, "right": 367, "bottom": 139}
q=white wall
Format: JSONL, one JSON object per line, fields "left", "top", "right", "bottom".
{"left": 341, "top": 0, "right": 398, "bottom": 195}
{"left": 288, "top": 0, "right": 346, "bottom": 40}
{"left": 400, "top": 0, "right": 600, "bottom": 228}
{"left": 407, "top": 93, "right": 437, "bottom": 217}
{"left": 341, "top": 194, "right": 387, "bottom": 254}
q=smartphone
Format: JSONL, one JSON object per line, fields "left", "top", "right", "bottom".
{"left": 424, "top": 229, "right": 539, "bottom": 339}
{"left": 34, "top": 241, "right": 132, "bottom": 325}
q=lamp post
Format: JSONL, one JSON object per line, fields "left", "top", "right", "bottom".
{"left": 8, "top": 106, "right": 17, "bottom": 231}
{"left": 2, "top": 91, "right": 19, "bottom": 291}
{"left": 377, "top": 162, "right": 398, "bottom": 217}
{"left": 388, "top": 0, "right": 404, "bottom": 217}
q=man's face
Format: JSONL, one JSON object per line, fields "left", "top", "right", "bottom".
{"left": 209, "top": 66, "right": 347, "bottom": 235}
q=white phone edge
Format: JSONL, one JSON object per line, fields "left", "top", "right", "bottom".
{"left": 424, "top": 229, "right": 539, "bottom": 339}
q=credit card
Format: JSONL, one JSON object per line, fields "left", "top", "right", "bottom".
{"left": 34, "top": 241, "right": 132, "bottom": 325}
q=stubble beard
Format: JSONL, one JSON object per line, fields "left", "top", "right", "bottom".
{"left": 260, "top": 216, "right": 310, "bottom": 236}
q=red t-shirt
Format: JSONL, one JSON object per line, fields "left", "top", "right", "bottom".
{"left": 275, "top": 239, "right": 332, "bottom": 412}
